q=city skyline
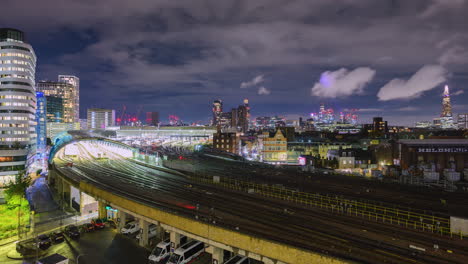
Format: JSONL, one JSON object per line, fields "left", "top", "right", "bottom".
{"left": 1, "top": 1, "right": 467, "bottom": 125}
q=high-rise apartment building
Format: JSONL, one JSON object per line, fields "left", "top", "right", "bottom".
{"left": 146, "top": 112, "right": 159, "bottom": 126}
{"left": 87, "top": 108, "right": 115, "bottom": 129}
{"left": 0, "top": 28, "right": 37, "bottom": 186}
{"left": 35, "top": 92, "right": 46, "bottom": 154}
{"left": 58, "top": 75, "right": 79, "bottom": 122}
{"left": 36, "top": 81, "right": 75, "bottom": 122}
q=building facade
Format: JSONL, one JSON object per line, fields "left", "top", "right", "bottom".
{"left": 458, "top": 114, "right": 468, "bottom": 130}
{"left": 36, "top": 81, "right": 75, "bottom": 123}
{"left": 212, "top": 99, "right": 223, "bottom": 126}
{"left": 0, "top": 28, "right": 37, "bottom": 187}
{"left": 45, "top": 96, "right": 63, "bottom": 123}
{"left": 35, "top": 92, "right": 46, "bottom": 154}
{"left": 261, "top": 129, "right": 287, "bottom": 163}
{"left": 213, "top": 130, "right": 239, "bottom": 154}
{"left": 87, "top": 108, "right": 115, "bottom": 129}
{"left": 58, "top": 75, "right": 79, "bottom": 122}
{"left": 47, "top": 122, "right": 80, "bottom": 141}
{"left": 146, "top": 112, "right": 159, "bottom": 126}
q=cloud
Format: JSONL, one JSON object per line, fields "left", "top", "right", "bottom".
{"left": 257, "top": 86, "right": 271, "bottom": 95}
{"left": 420, "top": 0, "right": 466, "bottom": 18}
{"left": 241, "top": 75, "right": 265, "bottom": 89}
{"left": 452, "top": 90, "right": 464, "bottom": 96}
{"left": 355, "top": 108, "right": 384, "bottom": 112}
{"left": 438, "top": 46, "right": 468, "bottom": 65}
{"left": 397, "top": 106, "right": 420, "bottom": 111}
{"left": 311, "top": 67, "right": 376, "bottom": 98}
{"left": 377, "top": 65, "right": 448, "bottom": 101}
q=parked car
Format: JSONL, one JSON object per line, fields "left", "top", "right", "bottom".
{"left": 50, "top": 231, "right": 65, "bottom": 244}
{"left": 91, "top": 219, "right": 105, "bottom": 229}
{"left": 121, "top": 221, "right": 140, "bottom": 235}
{"left": 136, "top": 224, "right": 157, "bottom": 240}
{"left": 36, "top": 234, "right": 52, "bottom": 250}
{"left": 81, "top": 223, "right": 95, "bottom": 233}
{"left": 16, "top": 238, "right": 39, "bottom": 255}
{"left": 64, "top": 225, "right": 80, "bottom": 240}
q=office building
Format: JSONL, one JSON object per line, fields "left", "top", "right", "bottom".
{"left": 458, "top": 114, "right": 468, "bottom": 129}
{"left": 146, "top": 112, "right": 159, "bottom": 126}
{"left": 87, "top": 108, "right": 115, "bottom": 129}
{"left": 58, "top": 75, "right": 79, "bottom": 122}
{"left": 212, "top": 99, "right": 223, "bottom": 126}
{"left": 35, "top": 92, "right": 46, "bottom": 153}
{"left": 0, "top": 28, "right": 37, "bottom": 186}
{"left": 36, "top": 81, "right": 75, "bottom": 122}
{"left": 45, "top": 96, "right": 63, "bottom": 123}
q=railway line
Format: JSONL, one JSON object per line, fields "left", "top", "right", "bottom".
{"left": 52, "top": 142, "right": 468, "bottom": 263}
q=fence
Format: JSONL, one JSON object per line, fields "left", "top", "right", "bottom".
{"left": 189, "top": 175, "right": 466, "bottom": 239}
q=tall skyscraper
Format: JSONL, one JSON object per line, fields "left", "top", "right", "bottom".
{"left": 212, "top": 99, "right": 223, "bottom": 125}
{"left": 440, "top": 85, "right": 456, "bottom": 129}
{"left": 87, "top": 108, "right": 115, "bottom": 129}
{"left": 36, "top": 81, "right": 75, "bottom": 122}
{"left": 243, "top": 98, "right": 250, "bottom": 129}
{"left": 35, "top": 92, "right": 46, "bottom": 154}
{"left": 0, "top": 28, "right": 37, "bottom": 186}
{"left": 372, "top": 117, "right": 388, "bottom": 133}
{"left": 146, "top": 112, "right": 159, "bottom": 126}
{"left": 58, "top": 75, "right": 79, "bottom": 122}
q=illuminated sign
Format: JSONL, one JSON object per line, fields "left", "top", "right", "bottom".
{"left": 417, "top": 147, "right": 468, "bottom": 153}
{"left": 105, "top": 206, "right": 118, "bottom": 212}
{"left": 298, "top": 157, "right": 306, "bottom": 166}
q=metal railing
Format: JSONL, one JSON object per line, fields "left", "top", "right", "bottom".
{"left": 189, "top": 175, "right": 466, "bottom": 239}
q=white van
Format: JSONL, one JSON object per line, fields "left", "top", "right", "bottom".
{"left": 136, "top": 224, "right": 157, "bottom": 240}
{"left": 148, "top": 239, "right": 170, "bottom": 263}
{"left": 224, "top": 255, "right": 250, "bottom": 264}
{"left": 166, "top": 241, "right": 204, "bottom": 264}
{"left": 121, "top": 221, "right": 140, "bottom": 235}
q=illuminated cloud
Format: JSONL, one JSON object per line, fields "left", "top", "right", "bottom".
{"left": 311, "top": 67, "right": 376, "bottom": 98}
{"left": 241, "top": 75, "right": 265, "bottom": 89}
{"left": 257, "top": 86, "right": 271, "bottom": 95}
{"left": 377, "top": 65, "right": 447, "bottom": 101}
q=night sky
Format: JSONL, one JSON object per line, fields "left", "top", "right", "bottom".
{"left": 1, "top": 0, "right": 467, "bottom": 125}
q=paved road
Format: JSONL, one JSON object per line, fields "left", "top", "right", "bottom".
{"left": 0, "top": 227, "right": 150, "bottom": 264}
{"left": 52, "top": 141, "right": 468, "bottom": 264}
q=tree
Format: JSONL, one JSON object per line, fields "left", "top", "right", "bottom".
{"left": 4, "top": 171, "right": 31, "bottom": 238}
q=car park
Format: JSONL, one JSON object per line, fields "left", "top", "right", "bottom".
{"left": 64, "top": 225, "right": 80, "bottom": 240}
{"left": 37, "top": 234, "right": 52, "bottom": 250}
{"left": 81, "top": 223, "right": 95, "bottom": 233}
{"left": 148, "top": 237, "right": 187, "bottom": 264}
{"left": 50, "top": 231, "right": 65, "bottom": 244}
{"left": 121, "top": 221, "right": 140, "bottom": 235}
{"left": 16, "top": 238, "right": 39, "bottom": 255}
{"left": 91, "top": 219, "right": 105, "bottom": 229}
{"left": 224, "top": 255, "right": 250, "bottom": 264}
{"left": 136, "top": 224, "right": 157, "bottom": 240}
{"left": 167, "top": 240, "right": 204, "bottom": 264}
